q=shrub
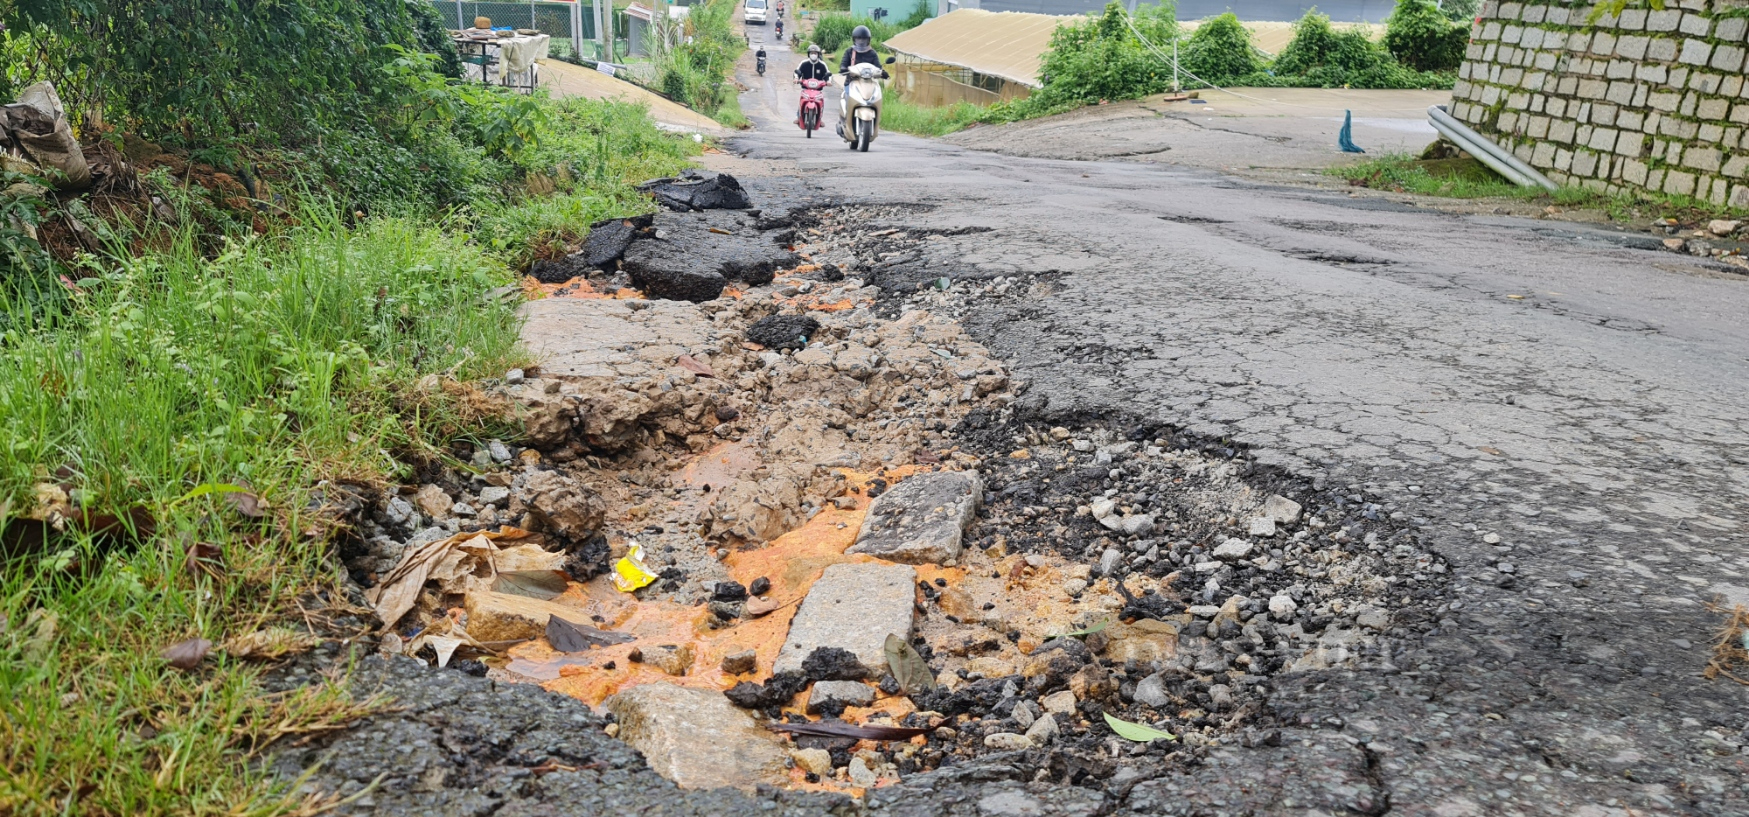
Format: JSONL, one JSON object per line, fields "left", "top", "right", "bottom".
{"left": 1274, "top": 11, "right": 1388, "bottom": 75}
{"left": 812, "top": 14, "right": 902, "bottom": 54}
{"left": 1181, "top": 13, "right": 1260, "bottom": 84}
{"left": 1027, "top": 2, "right": 1176, "bottom": 109}
{"left": 1440, "top": 0, "right": 1482, "bottom": 23}
{"left": 1383, "top": 0, "right": 1467, "bottom": 72}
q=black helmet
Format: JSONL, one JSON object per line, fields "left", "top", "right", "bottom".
{"left": 807, "top": 43, "right": 822, "bottom": 57}
{"left": 851, "top": 25, "right": 872, "bottom": 51}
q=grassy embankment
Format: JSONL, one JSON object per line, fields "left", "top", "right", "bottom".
{"left": 0, "top": 51, "right": 694, "bottom": 817}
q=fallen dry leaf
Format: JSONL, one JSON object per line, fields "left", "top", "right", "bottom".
{"left": 745, "top": 596, "right": 786, "bottom": 617}
{"left": 365, "top": 528, "right": 537, "bottom": 630}
{"left": 547, "top": 616, "right": 635, "bottom": 652}
{"left": 768, "top": 722, "right": 928, "bottom": 741}
{"left": 222, "top": 627, "right": 321, "bottom": 660}
{"left": 186, "top": 542, "right": 224, "bottom": 579}
{"left": 225, "top": 491, "right": 266, "bottom": 518}
{"left": 163, "top": 638, "right": 212, "bottom": 670}
{"left": 676, "top": 355, "right": 717, "bottom": 378}
{"left": 492, "top": 570, "right": 569, "bottom": 600}
{"left": 885, "top": 633, "right": 937, "bottom": 695}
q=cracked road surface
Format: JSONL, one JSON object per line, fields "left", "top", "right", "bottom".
{"left": 726, "top": 61, "right": 1749, "bottom": 815}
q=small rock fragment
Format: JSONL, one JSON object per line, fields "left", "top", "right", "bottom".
{"left": 1262, "top": 495, "right": 1301, "bottom": 523}
{"left": 636, "top": 644, "right": 695, "bottom": 676}
{"left": 746, "top": 315, "right": 821, "bottom": 351}
{"left": 1023, "top": 713, "right": 1058, "bottom": 744}
{"left": 848, "top": 756, "right": 878, "bottom": 787}
{"left": 415, "top": 484, "right": 451, "bottom": 518}
{"left": 792, "top": 748, "right": 833, "bottom": 776}
{"left": 721, "top": 649, "right": 758, "bottom": 675}
{"left": 1041, "top": 690, "right": 1077, "bottom": 715}
{"left": 1133, "top": 672, "right": 1172, "bottom": 708}
{"left": 1213, "top": 538, "right": 1254, "bottom": 561}
{"left": 807, "top": 680, "right": 876, "bottom": 714}
{"left": 983, "top": 732, "right": 1033, "bottom": 751}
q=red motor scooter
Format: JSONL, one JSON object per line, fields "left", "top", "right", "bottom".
{"left": 797, "top": 78, "right": 827, "bottom": 137}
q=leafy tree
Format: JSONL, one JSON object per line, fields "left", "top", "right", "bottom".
{"left": 1181, "top": 13, "right": 1260, "bottom": 83}
{"left": 1383, "top": 0, "right": 1468, "bottom": 72}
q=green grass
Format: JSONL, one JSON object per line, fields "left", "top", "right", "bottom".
{"left": 713, "top": 89, "right": 751, "bottom": 130}
{"left": 1327, "top": 152, "right": 1749, "bottom": 224}
{"left": 475, "top": 95, "right": 697, "bottom": 270}
{"left": 1, "top": 53, "right": 689, "bottom": 817}
{"left": 879, "top": 95, "right": 996, "bottom": 137}
{"left": 0, "top": 210, "right": 528, "bottom": 816}
{"left": 0, "top": 89, "right": 698, "bottom": 815}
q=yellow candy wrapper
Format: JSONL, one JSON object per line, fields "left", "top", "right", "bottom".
{"left": 612, "top": 542, "right": 656, "bottom": 592}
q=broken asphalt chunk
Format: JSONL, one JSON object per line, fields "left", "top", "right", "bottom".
{"left": 745, "top": 314, "right": 819, "bottom": 351}
{"left": 846, "top": 471, "right": 983, "bottom": 564}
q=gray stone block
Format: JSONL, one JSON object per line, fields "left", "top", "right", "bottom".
{"left": 1712, "top": 45, "right": 1745, "bottom": 73}
{"left": 603, "top": 683, "right": 791, "bottom": 791}
{"left": 1647, "top": 9, "right": 1681, "bottom": 31}
{"left": 1679, "top": 39, "right": 1712, "bottom": 66}
{"left": 1617, "top": 34, "right": 1650, "bottom": 60}
{"left": 774, "top": 562, "right": 917, "bottom": 677}
{"left": 1678, "top": 11, "right": 1711, "bottom": 37}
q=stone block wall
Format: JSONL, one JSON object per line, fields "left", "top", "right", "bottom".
{"left": 1452, "top": 0, "right": 1749, "bottom": 206}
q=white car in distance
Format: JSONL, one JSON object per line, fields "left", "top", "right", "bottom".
{"left": 745, "top": 0, "right": 767, "bottom": 24}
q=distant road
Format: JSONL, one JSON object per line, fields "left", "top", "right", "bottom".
{"left": 977, "top": 0, "right": 1404, "bottom": 23}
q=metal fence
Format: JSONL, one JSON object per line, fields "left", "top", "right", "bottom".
{"left": 431, "top": 1, "right": 601, "bottom": 57}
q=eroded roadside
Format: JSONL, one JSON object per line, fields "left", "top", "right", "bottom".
{"left": 262, "top": 170, "right": 1488, "bottom": 816}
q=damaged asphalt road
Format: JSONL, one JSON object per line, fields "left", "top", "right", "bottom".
{"left": 718, "top": 70, "right": 1749, "bottom": 814}
{"left": 274, "top": 63, "right": 1748, "bottom": 817}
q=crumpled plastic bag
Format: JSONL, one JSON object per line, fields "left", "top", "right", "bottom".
{"left": 2, "top": 82, "right": 91, "bottom": 191}
{"left": 612, "top": 541, "right": 656, "bottom": 592}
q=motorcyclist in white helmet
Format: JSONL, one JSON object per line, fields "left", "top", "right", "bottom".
{"left": 794, "top": 43, "right": 830, "bottom": 126}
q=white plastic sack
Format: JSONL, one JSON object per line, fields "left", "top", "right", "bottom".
{"left": 7, "top": 82, "right": 90, "bottom": 191}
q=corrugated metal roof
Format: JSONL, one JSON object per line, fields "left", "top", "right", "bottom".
{"left": 884, "top": 9, "right": 1067, "bottom": 88}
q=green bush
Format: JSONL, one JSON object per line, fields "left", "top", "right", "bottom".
{"left": 811, "top": 13, "right": 902, "bottom": 54}
{"left": 652, "top": 0, "right": 741, "bottom": 117}
{"left": 1441, "top": 0, "right": 1482, "bottom": 22}
{"left": 1181, "top": 13, "right": 1261, "bottom": 84}
{"left": 407, "top": 0, "right": 463, "bottom": 78}
{"left": 1383, "top": 0, "right": 1468, "bottom": 71}
{"left": 1026, "top": 2, "right": 1177, "bottom": 110}
{"left": 1274, "top": 10, "right": 1389, "bottom": 76}
{"left": 6, "top": 0, "right": 427, "bottom": 147}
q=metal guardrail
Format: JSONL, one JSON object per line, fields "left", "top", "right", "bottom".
{"left": 1427, "top": 105, "right": 1558, "bottom": 191}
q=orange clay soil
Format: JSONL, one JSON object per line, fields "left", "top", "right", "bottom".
{"left": 520, "top": 460, "right": 928, "bottom": 709}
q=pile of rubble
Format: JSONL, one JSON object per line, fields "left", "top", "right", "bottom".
{"left": 329, "top": 190, "right": 1447, "bottom": 800}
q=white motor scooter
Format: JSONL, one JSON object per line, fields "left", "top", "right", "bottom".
{"left": 838, "top": 57, "right": 895, "bottom": 152}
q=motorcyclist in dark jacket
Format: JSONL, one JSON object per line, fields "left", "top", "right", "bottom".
{"left": 837, "top": 25, "right": 887, "bottom": 136}
{"left": 838, "top": 25, "right": 887, "bottom": 77}
{"left": 795, "top": 43, "right": 831, "bottom": 81}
